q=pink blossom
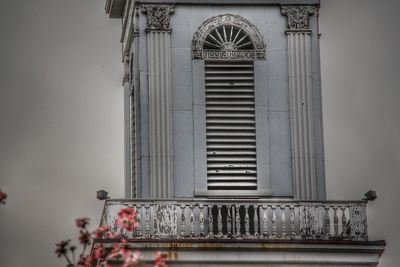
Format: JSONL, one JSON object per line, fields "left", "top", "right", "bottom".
{"left": 106, "top": 231, "right": 120, "bottom": 239}
{"left": 93, "top": 225, "right": 111, "bottom": 239}
{"left": 79, "top": 230, "right": 91, "bottom": 245}
{"left": 0, "top": 190, "right": 7, "bottom": 205}
{"left": 123, "top": 250, "right": 143, "bottom": 267}
{"left": 93, "top": 244, "right": 106, "bottom": 261}
{"left": 98, "top": 260, "right": 112, "bottom": 267}
{"left": 107, "top": 242, "right": 128, "bottom": 259}
{"left": 55, "top": 239, "right": 71, "bottom": 258}
{"left": 116, "top": 207, "right": 140, "bottom": 232}
{"left": 154, "top": 252, "right": 168, "bottom": 267}
{"left": 75, "top": 217, "right": 90, "bottom": 229}
{"left": 77, "top": 255, "right": 90, "bottom": 266}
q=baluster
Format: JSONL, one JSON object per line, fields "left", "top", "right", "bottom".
{"left": 341, "top": 206, "right": 348, "bottom": 238}
{"left": 318, "top": 204, "right": 324, "bottom": 238}
{"left": 180, "top": 204, "right": 186, "bottom": 237}
{"left": 199, "top": 204, "right": 205, "bottom": 237}
{"left": 325, "top": 206, "right": 331, "bottom": 238}
{"left": 145, "top": 205, "right": 150, "bottom": 237}
{"left": 153, "top": 204, "right": 158, "bottom": 236}
{"left": 217, "top": 205, "right": 223, "bottom": 236}
{"left": 236, "top": 205, "right": 241, "bottom": 237}
{"left": 227, "top": 205, "right": 232, "bottom": 236}
{"left": 290, "top": 205, "right": 295, "bottom": 239}
{"left": 254, "top": 205, "right": 259, "bottom": 237}
{"left": 208, "top": 205, "right": 214, "bottom": 237}
{"left": 333, "top": 206, "right": 339, "bottom": 237}
{"left": 272, "top": 205, "right": 277, "bottom": 238}
{"left": 136, "top": 205, "right": 142, "bottom": 236}
{"left": 281, "top": 205, "right": 287, "bottom": 239}
{"left": 245, "top": 205, "right": 250, "bottom": 237}
{"left": 190, "top": 205, "right": 195, "bottom": 237}
{"left": 263, "top": 205, "right": 269, "bottom": 238}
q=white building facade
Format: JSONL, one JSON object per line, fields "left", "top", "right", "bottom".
{"left": 97, "top": 0, "right": 385, "bottom": 266}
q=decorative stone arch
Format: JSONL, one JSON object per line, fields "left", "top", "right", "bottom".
{"left": 192, "top": 14, "right": 266, "bottom": 60}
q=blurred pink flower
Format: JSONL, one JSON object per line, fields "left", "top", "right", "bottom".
{"left": 93, "top": 225, "right": 111, "bottom": 239}
{"left": 116, "top": 207, "right": 139, "bottom": 232}
{"left": 79, "top": 230, "right": 91, "bottom": 245}
{"left": 107, "top": 242, "right": 128, "bottom": 259}
{"left": 93, "top": 244, "right": 106, "bottom": 261}
{"left": 55, "top": 239, "right": 71, "bottom": 258}
{"left": 123, "top": 250, "right": 143, "bottom": 267}
{"left": 0, "top": 190, "right": 7, "bottom": 205}
{"left": 77, "top": 255, "right": 90, "bottom": 266}
{"left": 98, "top": 260, "right": 112, "bottom": 267}
{"left": 154, "top": 252, "right": 168, "bottom": 267}
{"left": 75, "top": 217, "right": 90, "bottom": 229}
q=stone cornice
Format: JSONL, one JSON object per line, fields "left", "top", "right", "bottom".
{"left": 106, "top": 1, "right": 320, "bottom": 19}
{"left": 141, "top": 4, "right": 175, "bottom": 32}
{"left": 281, "top": 5, "right": 315, "bottom": 31}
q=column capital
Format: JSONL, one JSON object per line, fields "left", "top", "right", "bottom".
{"left": 281, "top": 5, "right": 315, "bottom": 31}
{"left": 141, "top": 4, "right": 175, "bottom": 32}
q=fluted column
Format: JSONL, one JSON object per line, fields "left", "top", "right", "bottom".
{"left": 141, "top": 4, "right": 175, "bottom": 198}
{"left": 281, "top": 6, "right": 316, "bottom": 200}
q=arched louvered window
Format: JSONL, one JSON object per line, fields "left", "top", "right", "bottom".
{"left": 203, "top": 26, "right": 257, "bottom": 190}
{"left": 193, "top": 14, "right": 270, "bottom": 197}
{"left": 205, "top": 60, "right": 256, "bottom": 190}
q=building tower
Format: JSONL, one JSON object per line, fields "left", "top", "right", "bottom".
{"left": 97, "top": 0, "right": 385, "bottom": 265}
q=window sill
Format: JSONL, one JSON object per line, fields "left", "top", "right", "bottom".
{"left": 194, "top": 189, "right": 272, "bottom": 198}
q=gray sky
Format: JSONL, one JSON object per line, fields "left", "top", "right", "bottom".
{"left": 0, "top": 0, "right": 399, "bottom": 266}
{"left": 320, "top": 1, "right": 400, "bottom": 266}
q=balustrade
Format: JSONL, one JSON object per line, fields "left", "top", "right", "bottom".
{"left": 100, "top": 199, "right": 368, "bottom": 241}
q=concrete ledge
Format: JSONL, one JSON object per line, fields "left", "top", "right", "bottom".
{"left": 99, "top": 240, "right": 384, "bottom": 266}
{"left": 139, "top": 0, "right": 320, "bottom": 5}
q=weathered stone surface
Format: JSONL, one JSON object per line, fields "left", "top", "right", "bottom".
{"left": 101, "top": 199, "right": 368, "bottom": 241}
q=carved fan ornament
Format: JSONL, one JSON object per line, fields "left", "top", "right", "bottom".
{"left": 192, "top": 14, "right": 266, "bottom": 60}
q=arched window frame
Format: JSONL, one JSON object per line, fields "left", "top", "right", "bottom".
{"left": 192, "top": 14, "right": 266, "bottom": 60}
{"left": 192, "top": 14, "right": 272, "bottom": 197}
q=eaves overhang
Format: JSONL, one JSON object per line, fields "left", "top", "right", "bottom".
{"left": 105, "top": 0, "right": 127, "bottom": 18}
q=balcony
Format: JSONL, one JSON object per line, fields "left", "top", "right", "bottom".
{"left": 95, "top": 199, "right": 386, "bottom": 266}
{"left": 100, "top": 199, "right": 368, "bottom": 241}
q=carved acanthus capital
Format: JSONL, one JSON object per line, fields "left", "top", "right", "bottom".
{"left": 281, "top": 6, "right": 315, "bottom": 31}
{"left": 141, "top": 4, "right": 175, "bottom": 31}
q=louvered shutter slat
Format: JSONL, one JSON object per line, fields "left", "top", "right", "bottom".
{"left": 205, "top": 61, "right": 257, "bottom": 191}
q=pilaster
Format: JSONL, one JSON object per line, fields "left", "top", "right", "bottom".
{"left": 281, "top": 5, "right": 317, "bottom": 200}
{"left": 141, "top": 4, "right": 175, "bottom": 198}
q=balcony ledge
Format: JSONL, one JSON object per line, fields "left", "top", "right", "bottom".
{"left": 95, "top": 199, "right": 384, "bottom": 266}
{"left": 96, "top": 239, "right": 385, "bottom": 266}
